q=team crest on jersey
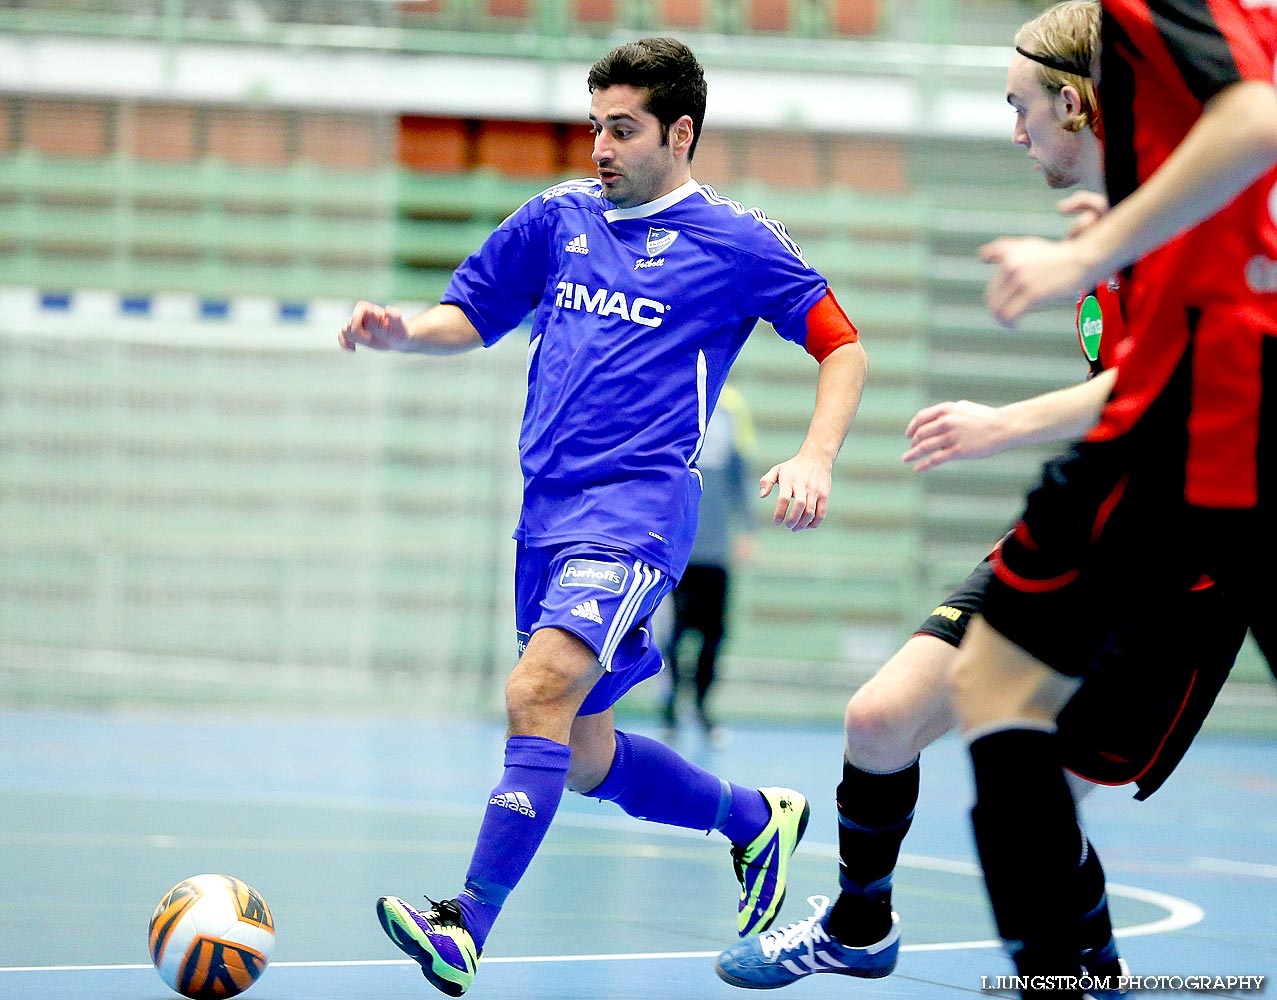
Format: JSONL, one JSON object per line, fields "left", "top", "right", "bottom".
{"left": 1077, "top": 294, "right": 1103, "bottom": 363}
{"left": 646, "top": 227, "right": 679, "bottom": 257}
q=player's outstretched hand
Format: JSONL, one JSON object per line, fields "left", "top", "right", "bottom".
{"left": 903, "top": 399, "right": 1005, "bottom": 472}
{"left": 760, "top": 455, "right": 832, "bottom": 532}
{"left": 339, "top": 301, "right": 410, "bottom": 352}
{"left": 979, "top": 236, "right": 1091, "bottom": 328}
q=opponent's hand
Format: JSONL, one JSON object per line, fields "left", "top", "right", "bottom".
{"left": 339, "top": 301, "right": 411, "bottom": 352}
{"left": 1058, "top": 190, "right": 1109, "bottom": 239}
{"left": 903, "top": 399, "right": 1005, "bottom": 472}
{"left": 759, "top": 455, "right": 832, "bottom": 531}
{"left": 980, "top": 236, "right": 1093, "bottom": 328}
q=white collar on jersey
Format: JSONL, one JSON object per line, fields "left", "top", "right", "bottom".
{"left": 602, "top": 178, "right": 702, "bottom": 223}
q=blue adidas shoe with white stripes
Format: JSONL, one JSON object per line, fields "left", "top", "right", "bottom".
{"left": 716, "top": 895, "right": 899, "bottom": 989}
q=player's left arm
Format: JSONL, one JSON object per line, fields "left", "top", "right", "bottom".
{"left": 761, "top": 292, "right": 866, "bottom": 531}
{"left": 983, "top": 79, "right": 1277, "bottom": 326}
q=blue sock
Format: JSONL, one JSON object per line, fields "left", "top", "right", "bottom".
{"left": 587, "top": 730, "right": 770, "bottom": 844}
{"left": 454, "top": 735, "right": 571, "bottom": 951}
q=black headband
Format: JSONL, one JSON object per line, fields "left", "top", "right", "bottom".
{"left": 1015, "top": 45, "right": 1091, "bottom": 78}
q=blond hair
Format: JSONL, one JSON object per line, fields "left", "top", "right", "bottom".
{"left": 1015, "top": 0, "right": 1101, "bottom": 133}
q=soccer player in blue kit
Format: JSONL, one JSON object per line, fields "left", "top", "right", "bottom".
{"left": 338, "top": 37, "right": 867, "bottom": 997}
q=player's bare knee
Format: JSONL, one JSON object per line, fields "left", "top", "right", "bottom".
{"left": 844, "top": 694, "right": 895, "bottom": 755}
{"left": 844, "top": 693, "right": 918, "bottom": 768}
{"left": 505, "top": 664, "right": 579, "bottom": 736}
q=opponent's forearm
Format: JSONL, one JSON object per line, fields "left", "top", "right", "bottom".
{"left": 1073, "top": 81, "right": 1277, "bottom": 282}
{"left": 995, "top": 369, "right": 1114, "bottom": 449}
{"left": 798, "top": 340, "right": 867, "bottom": 465}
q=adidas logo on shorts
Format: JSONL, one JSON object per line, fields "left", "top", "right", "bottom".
{"left": 489, "top": 791, "right": 536, "bottom": 817}
{"left": 571, "top": 599, "right": 604, "bottom": 624}
{"left": 565, "top": 234, "right": 589, "bottom": 255}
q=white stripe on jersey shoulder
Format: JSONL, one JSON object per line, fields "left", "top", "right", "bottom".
{"left": 696, "top": 184, "right": 808, "bottom": 265}
{"left": 602, "top": 179, "right": 702, "bottom": 222}
{"left": 539, "top": 178, "right": 605, "bottom": 203}
{"left": 501, "top": 178, "right": 603, "bottom": 224}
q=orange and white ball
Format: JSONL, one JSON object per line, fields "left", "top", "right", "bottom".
{"left": 148, "top": 874, "right": 275, "bottom": 999}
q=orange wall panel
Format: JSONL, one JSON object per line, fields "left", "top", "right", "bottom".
{"left": 207, "top": 109, "right": 291, "bottom": 166}
{"left": 575, "top": 0, "right": 615, "bottom": 23}
{"left": 688, "top": 132, "right": 736, "bottom": 188}
{"left": 562, "top": 125, "right": 597, "bottom": 177}
{"left": 476, "top": 120, "right": 558, "bottom": 177}
{"left": 661, "top": 0, "right": 708, "bottom": 27}
{"left": 24, "top": 100, "right": 109, "bottom": 158}
{"left": 831, "top": 136, "right": 908, "bottom": 192}
{"left": 302, "top": 113, "right": 383, "bottom": 169}
{"left": 834, "top": 0, "right": 878, "bottom": 35}
{"left": 398, "top": 116, "right": 471, "bottom": 173}
{"left": 743, "top": 132, "right": 820, "bottom": 189}
{"left": 125, "top": 104, "right": 199, "bottom": 162}
{"left": 749, "top": 0, "right": 789, "bottom": 32}
{"left": 487, "top": 0, "right": 530, "bottom": 18}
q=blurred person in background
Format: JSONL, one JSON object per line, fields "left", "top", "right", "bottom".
{"left": 339, "top": 36, "right": 867, "bottom": 997}
{"left": 661, "top": 382, "right": 759, "bottom": 748}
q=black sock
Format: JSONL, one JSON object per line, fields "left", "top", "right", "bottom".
{"left": 1076, "top": 838, "right": 1120, "bottom": 973}
{"left": 827, "top": 758, "right": 919, "bottom": 945}
{"left": 968, "top": 727, "right": 1085, "bottom": 990}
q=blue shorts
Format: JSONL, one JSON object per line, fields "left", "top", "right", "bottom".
{"left": 514, "top": 542, "right": 675, "bottom": 716}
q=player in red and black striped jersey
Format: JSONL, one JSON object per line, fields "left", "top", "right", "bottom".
{"left": 963, "top": 0, "right": 1277, "bottom": 993}
{"left": 715, "top": 3, "right": 1248, "bottom": 993}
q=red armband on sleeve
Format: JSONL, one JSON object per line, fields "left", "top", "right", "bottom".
{"left": 804, "top": 289, "right": 859, "bottom": 363}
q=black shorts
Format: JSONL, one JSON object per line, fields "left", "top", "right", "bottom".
{"left": 914, "top": 557, "right": 996, "bottom": 648}
{"left": 915, "top": 556, "right": 1245, "bottom": 799}
{"left": 1055, "top": 580, "right": 1246, "bottom": 799}
{"left": 982, "top": 342, "right": 1276, "bottom": 678}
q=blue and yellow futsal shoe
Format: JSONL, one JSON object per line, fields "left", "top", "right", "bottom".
{"left": 732, "top": 787, "right": 811, "bottom": 937}
{"left": 376, "top": 895, "right": 479, "bottom": 997}
{"left": 716, "top": 894, "right": 900, "bottom": 989}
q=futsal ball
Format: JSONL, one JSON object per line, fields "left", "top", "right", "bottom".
{"left": 148, "top": 874, "right": 275, "bottom": 999}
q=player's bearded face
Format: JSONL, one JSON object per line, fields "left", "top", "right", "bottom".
{"left": 589, "top": 85, "right": 684, "bottom": 208}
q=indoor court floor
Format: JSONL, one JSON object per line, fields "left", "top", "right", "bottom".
{"left": 1, "top": 706, "right": 1272, "bottom": 999}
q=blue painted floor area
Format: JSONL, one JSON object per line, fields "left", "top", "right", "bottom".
{"left": 0, "top": 707, "right": 1272, "bottom": 999}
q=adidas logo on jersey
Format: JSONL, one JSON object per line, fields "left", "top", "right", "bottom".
{"left": 489, "top": 791, "right": 537, "bottom": 817}
{"left": 565, "top": 234, "right": 590, "bottom": 255}
{"left": 571, "top": 599, "right": 604, "bottom": 624}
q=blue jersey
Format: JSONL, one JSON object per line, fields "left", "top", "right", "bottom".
{"left": 442, "top": 178, "right": 831, "bottom": 576}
